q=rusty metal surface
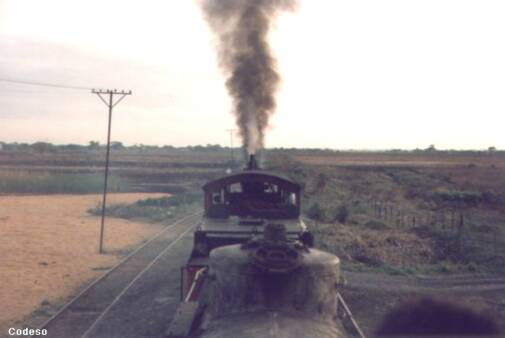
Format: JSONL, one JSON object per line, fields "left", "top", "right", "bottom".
{"left": 176, "top": 224, "right": 350, "bottom": 338}
{"left": 206, "top": 244, "right": 340, "bottom": 321}
{"left": 199, "top": 311, "right": 348, "bottom": 338}
{"left": 242, "top": 223, "right": 308, "bottom": 273}
{"left": 200, "top": 217, "right": 305, "bottom": 234}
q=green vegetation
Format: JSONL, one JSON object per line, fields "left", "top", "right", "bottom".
{"left": 379, "top": 263, "right": 415, "bottom": 276}
{"left": 0, "top": 171, "right": 128, "bottom": 194}
{"left": 88, "top": 192, "right": 202, "bottom": 223}
{"left": 3, "top": 140, "right": 503, "bottom": 155}
{"left": 2, "top": 143, "right": 504, "bottom": 276}
{"left": 271, "top": 158, "right": 505, "bottom": 276}
{"left": 433, "top": 188, "right": 482, "bottom": 205}
{"left": 334, "top": 204, "right": 349, "bottom": 224}
{"left": 134, "top": 192, "right": 202, "bottom": 207}
{"left": 305, "top": 202, "right": 325, "bottom": 221}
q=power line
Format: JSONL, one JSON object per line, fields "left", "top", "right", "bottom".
{"left": 0, "top": 77, "right": 92, "bottom": 91}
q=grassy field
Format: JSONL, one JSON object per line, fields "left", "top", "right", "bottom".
{"left": 0, "top": 147, "right": 230, "bottom": 194}
{"left": 1, "top": 146, "right": 504, "bottom": 275}
{"left": 0, "top": 170, "right": 128, "bottom": 194}
{"left": 266, "top": 152, "right": 505, "bottom": 275}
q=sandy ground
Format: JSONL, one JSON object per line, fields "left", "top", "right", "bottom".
{"left": 0, "top": 193, "right": 167, "bottom": 333}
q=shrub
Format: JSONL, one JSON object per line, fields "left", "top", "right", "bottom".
{"left": 433, "top": 188, "right": 482, "bottom": 207}
{"left": 380, "top": 263, "right": 412, "bottom": 275}
{"left": 88, "top": 191, "right": 202, "bottom": 222}
{"left": 334, "top": 204, "right": 349, "bottom": 224}
{"left": 135, "top": 192, "right": 202, "bottom": 207}
{"left": 31, "top": 142, "right": 56, "bottom": 153}
{"left": 315, "top": 173, "right": 327, "bottom": 191}
{"left": 364, "top": 220, "right": 390, "bottom": 230}
{"left": 306, "top": 202, "right": 325, "bottom": 221}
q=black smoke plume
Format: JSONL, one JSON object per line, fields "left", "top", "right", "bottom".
{"left": 201, "top": 0, "right": 297, "bottom": 155}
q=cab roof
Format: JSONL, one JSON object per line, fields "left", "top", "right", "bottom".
{"left": 203, "top": 170, "right": 301, "bottom": 193}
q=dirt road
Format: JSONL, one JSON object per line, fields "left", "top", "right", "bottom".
{"left": 341, "top": 270, "right": 505, "bottom": 336}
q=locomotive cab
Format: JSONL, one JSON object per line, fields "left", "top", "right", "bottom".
{"left": 192, "top": 155, "right": 313, "bottom": 257}
{"left": 204, "top": 169, "right": 300, "bottom": 220}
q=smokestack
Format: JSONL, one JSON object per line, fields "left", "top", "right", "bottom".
{"left": 201, "top": 0, "right": 298, "bottom": 155}
{"left": 246, "top": 154, "right": 259, "bottom": 170}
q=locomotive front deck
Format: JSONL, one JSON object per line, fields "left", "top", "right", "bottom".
{"left": 194, "top": 216, "right": 310, "bottom": 255}
{"left": 200, "top": 217, "right": 307, "bottom": 238}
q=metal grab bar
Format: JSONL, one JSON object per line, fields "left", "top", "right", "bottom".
{"left": 337, "top": 292, "right": 366, "bottom": 338}
{"left": 184, "top": 267, "right": 207, "bottom": 302}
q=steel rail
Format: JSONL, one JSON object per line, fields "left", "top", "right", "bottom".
{"left": 81, "top": 219, "right": 200, "bottom": 337}
{"left": 30, "top": 211, "right": 202, "bottom": 337}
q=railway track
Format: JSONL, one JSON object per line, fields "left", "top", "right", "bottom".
{"left": 30, "top": 211, "right": 202, "bottom": 338}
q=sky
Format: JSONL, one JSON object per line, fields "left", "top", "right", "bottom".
{"left": 1, "top": 0, "right": 504, "bottom": 150}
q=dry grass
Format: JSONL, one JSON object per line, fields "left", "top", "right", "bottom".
{"left": 282, "top": 153, "right": 505, "bottom": 275}
{"left": 0, "top": 193, "right": 167, "bottom": 333}
{"left": 292, "top": 152, "right": 505, "bottom": 168}
{"left": 310, "top": 222, "right": 435, "bottom": 270}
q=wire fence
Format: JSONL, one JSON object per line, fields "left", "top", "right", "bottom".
{"left": 356, "top": 197, "right": 504, "bottom": 257}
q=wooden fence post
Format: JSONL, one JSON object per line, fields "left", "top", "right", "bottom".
{"left": 493, "top": 227, "right": 497, "bottom": 256}
{"left": 457, "top": 213, "right": 464, "bottom": 256}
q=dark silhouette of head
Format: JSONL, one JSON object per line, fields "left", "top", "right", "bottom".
{"left": 375, "top": 298, "right": 502, "bottom": 338}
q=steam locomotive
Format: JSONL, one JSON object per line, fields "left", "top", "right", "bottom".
{"left": 166, "top": 155, "right": 361, "bottom": 338}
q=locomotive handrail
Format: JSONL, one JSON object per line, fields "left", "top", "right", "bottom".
{"left": 184, "top": 267, "right": 208, "bottom": 302}
{"left": 204, "top": 230, "right": 301, "bottom": 234}
{"left": 337, "top": 292, "right": 366, "bottom": 338}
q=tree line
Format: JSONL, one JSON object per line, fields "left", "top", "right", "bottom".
{"left": 0, "top": 141, "right": 502, "bottom": 154}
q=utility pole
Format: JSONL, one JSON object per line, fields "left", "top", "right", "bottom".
{"left": 92, "top": 89, "right": 132, "bottom": 254}
{"left": 226, "top": 128, "right": 235, "bottom": 164}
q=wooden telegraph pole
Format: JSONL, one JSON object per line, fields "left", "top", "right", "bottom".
{"left": 92, "top": 89, "right": 132, "bottom": 254}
